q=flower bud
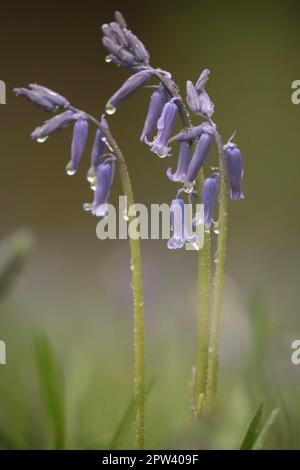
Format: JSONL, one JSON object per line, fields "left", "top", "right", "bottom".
{"left": 186, "top": 125, "right": 214, "bottom": 182}
{"left": 106, "top": 70, "right": 153, "bottom": 113}
{"left": 140, "top": 84, "right": 168, "bottom": 144}
{"left": 31, "top": 110, "right": 77, "bottom": 141}
{"left": 67, "top": 119, "right": 89, "bottom": 174}
{"left": 150, "top": 99, "right": 179, "bottom": 158}
{"left": 223, "top": 142, "right": 244, "bottom": 201}
{"left": 167, "top": 142, "right": 191, "bottom": 183}
{"left": 201, "top": 173, "right": 220, "bottom": 229}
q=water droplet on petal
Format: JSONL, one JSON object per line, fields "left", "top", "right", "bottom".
{"left": 105, "top": 103, "right": 116, "bottom": 115}
{"left": 65, "top": 161, "right": 76, "bottom": 176}
{"left": 184, "top": 181, "right": 194, "bottom": 194}
{"left": 83, "top": 203, "right": 92, "bottom": 212}
{"left": 213, "top": 221, "right": 220, "bottom": 235}
{"left": 87, "top": 167, "right": 96, "bottom": 183}
{"left": 105, "top": 55, "right": 112, "bottom": 63}
{"left": 37, "top": 136, "right": 48, "bottom": 143}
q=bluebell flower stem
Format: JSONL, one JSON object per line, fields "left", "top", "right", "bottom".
{"left": 69, "top": 106, "right": 145, "bottom": 449}
{"left": 206, "top": 120, "right": 228, "bottom": 412}
{"left": 194, "top": 210, "right": 211, "bottom": 418}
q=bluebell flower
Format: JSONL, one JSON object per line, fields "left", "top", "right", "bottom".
{"left": 28, "top": 84, "right": 69, "bottom": 109}
{"left": 102, "top": 13, "right": 149, "bottom": 69}
{"left": 167, "top": 198, "right": 186, "bottom": 249}
{"left": 186, "top": 80, "right": 214, "bottom": 118}
{"left": 31, "top": 110, "right": 78, "bottom": 142}
{"left": 140, "top": 84, "right": 168, "bottom": 144}
{"left": 175, "top": 124, "right": 205, "bottom": 142}
{"left": 150, "top": 98, "right": 179, "bottom": 158}
{"left": 106, "top": 70, "right": 153, "bottom": 114}
{"left": 92, "top": 160, "right": 115, "bottom": 217}
{"left": 66, "top": 119, "right": 89, "bottom": 175}
{"left": 201, "top": 173, "right": 220, "bottom": 230}
{"left": 186, "top": 124, "right": 214, "bottom": 183}
{"left": 223, "top": 142, "right": 244, "bottom": 201}
{"left": 167, "top": 141, "right": 191, "bottom": 183}
{"left": 195, "top": 69, "right": 210, "bottom": 92}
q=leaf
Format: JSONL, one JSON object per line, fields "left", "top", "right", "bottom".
{"left": 252, "top": 408, "right": 280, "bottom": 450}
{"left": 240, "top": 402, "right": 264, "bottom": 450}
{"left": 109, "top": 378, "right": 155, "bottom": 450}
{"left": 0, "top": 229, "right": 33, "bottom": 300}
{"left": 34, "top": 333, "right": 65, "bottom": 449}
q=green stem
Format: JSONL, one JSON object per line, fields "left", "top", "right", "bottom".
{"left": 206, "top": 120, "right": 228, "bottom": 412}
{"left": 74, "top": 108, "right": 145, "bottom": 449}
{"left": 193, "top": 227, "right": 211, "bottom": 417}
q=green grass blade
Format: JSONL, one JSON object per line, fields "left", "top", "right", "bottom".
{"left": 253, "top": 408, "right": 280, "bottom": 450}
{"left": 240, "top": 402, "right": 264, "bottom": 450}
{"left": 34, "top": 333, "right": 65, "bottom": 449}
{"left": 0, "top": 229, "right": 33, "bottom": 300}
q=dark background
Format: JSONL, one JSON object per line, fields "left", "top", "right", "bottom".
{"left": 0, "top": 0, "right": 300, "bottom": 449}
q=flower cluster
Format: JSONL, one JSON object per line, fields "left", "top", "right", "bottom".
{"left": 14, "top": 11, "right": 244, "bottom": 247}
{"left": 13, "top": 84, "right": 116, "bottom": 218}
{"left": 102, "top": 12, "right": 244, "bottom": 248}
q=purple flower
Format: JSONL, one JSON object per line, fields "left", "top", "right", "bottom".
{"left": 31, "top": 110, "right": 77, "bottom": 141}
{"left": 186, "top": 124, "right": 214, "bottom": 182}
{"left": 167, "top": 199, "right": 185, "bottom": 249}
{"left": 176, "top": 124, "right": 205, "bottom": 142}
{"left": 167, "top": 142, "right": 191, "bottom": 183}
{"left": 66, "top": 119, "right": 89, "bottom": 175}
{"left": 102, "top": 12, "right": 149, "bottom": 69}
{"left": 195, "top": 69, "right": 210, "bottom": 92}
{"left": 186, "top": 77, "right": 214, "bottom": 118}
{"left": 28, "top": 84, "right": 69, "bottom": 109}
{"left": 140, "top": 84, "right": 168, "bottom": 144}
{"left": 106, "top": 70, "right": 153, "bottom": 114}
{"left": 223, "top": 142, "right": 244, "bottom": 201}
{"left": 202, "top": 173, "right": 220, "bottom": 230}
{"left": 90, "top": 130, "right": 105, "bottom": 170}
{"left": 92, "top": 160, "right": 115, "bottom": 217}
{"left": 150, "top": 99, "right": 179, "bottom": 158}
{"left": 114, "top": 11, "right": 127, "bottom": 29}
{"left": 14, "top": 84, "right": 69, "bottom": 112}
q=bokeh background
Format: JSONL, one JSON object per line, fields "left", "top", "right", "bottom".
{"left": 0, "top": 0, "right": 300, "bottom": 449}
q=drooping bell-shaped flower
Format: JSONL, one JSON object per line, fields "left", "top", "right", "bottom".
{"left": 14, "top": 85, "right": 69, "bottom": 112}
{"left": 176, "top": 124, "right": 205, "bottom": 142}
{"left": 31, "top": 110, "right": 78, "bottom": 142}
{"left": 150, "top": 98, "right": 179, "bottom": 158}
{"left": 66, "top": 119, "right": 89, "bottom": 175}
{"left": 223, "top": 142, "right": 244, "bottom": 201}
{"left": 105, "top": 70, "right": 153, "bottom": 114}
{"left": 167, "top": 198, "right": 185, "bottom": 250}
{"left": 92, "top": 160, "right": 115, "bottom": 217}
{"left": 140, "top": 84, "right": 168, "bottom": 144}
{"left": 186, "top": 124, "right": 214, "bottom": 183}
{"left": 167, "top": 142, "right": 191, "bottom": 183}
{"left": 28, "top": 84, "right": 69, "bottom": 109}
{"left": 201, "top": 173, "right": 220, "bottom": 230}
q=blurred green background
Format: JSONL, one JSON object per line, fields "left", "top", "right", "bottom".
{"left": 0, "top": 0, "right": 300, "bottom": 449}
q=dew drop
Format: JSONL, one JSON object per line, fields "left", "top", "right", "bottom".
{"left": 105, "top": 55, "right": 112, "bottom": 63}
{"left": 213, "top": 221, "right": 220, "bottom": 235}
{"left": 183, "top": 181, "right": 194, "bottom": 194}
{"left": 105, "top": 103, "right": 116, "bottom": 115}
{"left": 37, "top": 136, "right": 48, "bottom": 143}
{"left": 83, "top": 203, "right": 92, "bottom": 212}
{"left": 86, "top": 167, "right": 96, "bottom": 183}
{"left": 65, "top": 161, "right": 76, "bottom": 176}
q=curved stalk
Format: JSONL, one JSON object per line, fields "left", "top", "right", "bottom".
{"left": 70, "top": 107, "right": 145, "bottom": 448}
{"left": 206, "top": 119, "right": 228, "bottom": 412}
